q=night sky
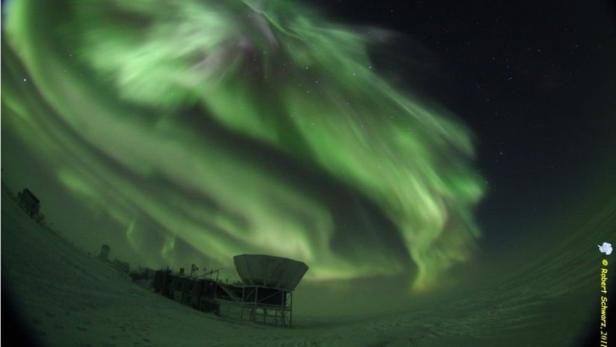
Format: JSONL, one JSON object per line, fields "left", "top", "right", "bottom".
{"left": 2, "top": 0, "right": 615, "bottom": 304}
{"left": 314, "top": 0, "right": 616, "bottom": 262}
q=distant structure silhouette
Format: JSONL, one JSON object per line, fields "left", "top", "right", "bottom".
{"left": 17, "top": 188, "right": 40, "bottom": 218}
{"left": 98, "top": 244, "right": 110, "bottom": 261}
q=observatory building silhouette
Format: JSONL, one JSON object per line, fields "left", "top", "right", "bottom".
{"left": 148, "top": 254, "right": 309, "bottom": 327}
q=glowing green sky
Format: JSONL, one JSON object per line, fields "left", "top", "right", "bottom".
{"left": 2, "top": 0, "right": 484, "bottom": 290}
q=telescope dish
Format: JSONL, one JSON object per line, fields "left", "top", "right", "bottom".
{"left": 233, "top": 254, "right": 309, "bottom": 291}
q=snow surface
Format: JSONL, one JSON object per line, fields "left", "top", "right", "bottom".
{"left": 2, "top": 189, "right": 607, "bottom": 346}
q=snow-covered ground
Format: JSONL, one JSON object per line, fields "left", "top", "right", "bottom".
{"left": 2, "top": 188, "right": 608, "bottom": 346}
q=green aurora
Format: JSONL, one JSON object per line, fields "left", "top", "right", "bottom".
{"left": 2, "top": 0, "right": 484, "bottom": 290}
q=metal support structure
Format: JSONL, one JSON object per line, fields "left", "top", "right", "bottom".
{"left": 216, "top": 283, "right": 294, "bottom": 327}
